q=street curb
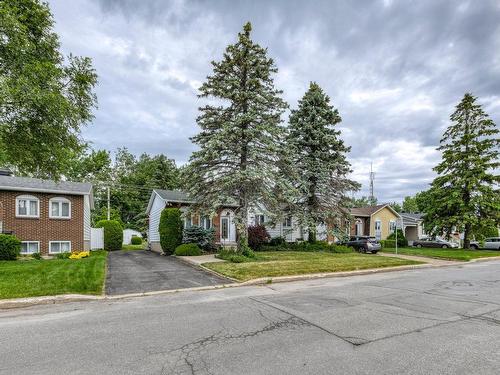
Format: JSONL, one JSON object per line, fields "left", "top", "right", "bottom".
{"left": 2, "top": 256, "right": 500, "bottom": 309}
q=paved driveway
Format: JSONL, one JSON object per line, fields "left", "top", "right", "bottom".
{"left": 105, "top": 250, "right": 230, "bottom": 295}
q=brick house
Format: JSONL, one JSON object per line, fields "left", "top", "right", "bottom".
{"left": 0, "top": 171, "right": 93, "bottom": 255}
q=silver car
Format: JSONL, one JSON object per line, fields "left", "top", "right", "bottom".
{"left": 484, "top": 237, "right": 500, "bottom": 250}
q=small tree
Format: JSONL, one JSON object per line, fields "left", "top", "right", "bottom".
{"left": 182, "top": 225, "right": 216, "bottom": 251}
{"left": 248, "top": 225, "right": 271, "bottom": 250}
{"left": 96, "top": 220, "right": 123, "bottom": 251}
{"left": 159, "top": 208, "right": 183, "bottom": 255}
{"left": 0, "top": 234, "right": 21, "bottom": 260}
{"left": 387, "top": 229, "right": 408, "bottom": 247}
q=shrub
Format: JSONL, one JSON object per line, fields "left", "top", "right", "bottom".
{"left": 330, "top": 245, "right": 355, "bottom": 253}
{"left": 248, "top": 225, "right": 271, "bottom": 250}
{"left": 269, "top": 236, "right": 286, "bottom": 246}
{"left": 387, "top": 229, "right": 408, "bottom": 247}
{"left": 96, "top": 220, "right": 123, "bottom": 251}
{"left": 175, "top": 243, "right": 202, "bottom": 256}
{"left": 159, "top": 208, "right": 183, "bottom": 255}
{"left": 380, "top": 240, "right": 396, "bottom": 249}
{"left": 0, "top": 234, "right": 21, "bottom": 260}
{"left": 32, "top": 252, "right": 42, "bottom": 260}
{"left": 56, "top": 252, "right": 71, "bottom": 259}
{"left": 259, "top": 241, "right": 354, "bottom": 253}
{"left": 69, "top": 251, "right": 90, "bottom": 259}
{"left": 131, "top": 236, "right": 142, "bottom": 245}
{"left": 182, "top": 225, "right": 216, "bottom": 251}
{"left": 217, "top": 248, "right": 255, "bottom": 263}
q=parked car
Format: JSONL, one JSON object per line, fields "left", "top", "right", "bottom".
{"left": 484, "top": 237, "right": 500, "bottom": 250}
{"left": 413, "top": 237, "right": 459, "bottom": 249}
{"left": 341, "top": 236, "right": 381, "bottom": 254}
{"left": 469, "top": 241, "right": 480, "bottom": 250}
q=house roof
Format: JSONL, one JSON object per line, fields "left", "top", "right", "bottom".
{"left": 153, "top": 189, "right": 194, "bottom": 203}
{"left": 350, "top": 204, "right": 389, "bottom": 217}
{"left": 0, "top": 175, "right": 92, "bottom": 195}
{"left": 400, "top": 212, "right": 423, "bottom": 225}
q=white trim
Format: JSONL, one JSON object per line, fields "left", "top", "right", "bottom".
{"left": 49, "top": 241, "right": 71, "bottom": 254}
{"left": 15, "top": 195, "right": 40, "bottom": 218}
{"left": 0, "top": 186, "right": 91, "bottom": 195}
{"left": 49, "top": 197, "right": 71, "bottom": 219}
{"left": 20, "top": 241, "right": 40, "bottom": 254}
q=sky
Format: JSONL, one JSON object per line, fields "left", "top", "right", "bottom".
{"left": 48, "top": 0, "right": 500, "bottom": 203}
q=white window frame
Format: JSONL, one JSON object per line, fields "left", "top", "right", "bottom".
{"left": 389, "top": 220, "right": 396, "bottom": 232}
{"left": 283, "top": 216, "right": 292, "bottom": 228}
{"left": 201, "top": 216, "right": 212, "bottom": 230}
{"left": 16, "top": 195, "right": 40, "bottom": 218}
{"left": 255, "top": 214, "right": 265, "bottom": 226}
{"left": 183, "top": 215, "right": 192, "bottom": 229}
{"left": 49, "top": 197, "right": 71, "bottom": 219}
{"left": 49, "top": 241, "right": 71, "bottom": 254}
{"left": 20, "top": 241, "right": 40, "bottom": 255}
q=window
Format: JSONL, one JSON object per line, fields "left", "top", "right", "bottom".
{"left": 49, "top": 197, "right": 71, "bottom": 219}
{"left": 375, "top": 220, "right": 381, "bottom": 231}
{"left": 16, "top": 195, "right": 39, "bottom": 217}
{"left": 255, "top": 215, "right": 265, "bottom": 225}
{"left": 201, "top": 216, "right": 212, "bottom": 230}
{"left": 183, "top": 216, "right": 192, "bottom": 229}
{"left": 20, "top": 241, "right": 39, "bottom": 255}
{"left": 49, "top": 241, "right": 71, "bottom": 254}
{"left": 283, "top": 216, "right": 292, "bottom": 228}
{"left": 221, "top": 218, "right": 229, "bottom": 240}
{"left": 389, "top": 220, "right": 396, "bottom": 232}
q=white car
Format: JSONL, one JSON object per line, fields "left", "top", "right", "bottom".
{"left": 484, "top": 237, "right": 500, "bottom": 250}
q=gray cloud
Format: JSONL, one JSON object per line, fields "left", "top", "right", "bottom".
{"left": 48, "top": 0, "right": 500, "bottom": 202}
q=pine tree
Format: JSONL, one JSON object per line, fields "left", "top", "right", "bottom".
{"left": 288, "top": 83, "right": 359, "bottom": 242}
{"left": 424, "top": 93, "right": 499, "bottom": 248}
{"left": 184, "top": 23, "right": 288, "bottom": 250}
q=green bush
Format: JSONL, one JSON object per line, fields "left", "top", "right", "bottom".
{"left": 260, "top": 241, "right": 354, "bottom": 254}
{"left": 174, "top": 243, "right": 202, "bottom": 256}
{"left": 248, "top": 225, "right": 271, "bottom": 250}
{"left": 0, "top": 234, "right": 21, "bottom": 260}
{"left": 380, "top": 240, "right": 396, "bottom": 248}
{"left": 32, "top": 252, "right": 42, "bottom": 260}
{"left": 217, "top": 248, "right": 256, "bottom": 263}
{"left": 56, "top": 252, "right": 71, "bottom": 259}
{"left": 159, "top": 208, "right": 183, "bottom": 255}
{"left": 269, "top": 236, "right": 286, "bottom": 246}
{"left": 387, "top": 229, "right": 408, "bottom": 247}
{"left": 131, "top": 236, "right": 142, "bottom": 245}
{"left": 96, "top": 220, "right": 123, "bottom": 251}
{"left": 182, "top": 225, "right": 216, "bottom": 251}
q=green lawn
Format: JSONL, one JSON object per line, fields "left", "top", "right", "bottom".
{"left": 122, "top": 241, "right": 146, "bottom": 251}
{"left": 203, "top": 251, "right": 422, "bottom": 281}
{"left": 381, "top": 247, "right": 500, "bottom": 261}
{"left": 0, "top": 251, "right": 108, "bottom": 299}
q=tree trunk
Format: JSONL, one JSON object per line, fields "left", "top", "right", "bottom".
{"left": 463, "top": 223, "right": 471, "bottom": 249}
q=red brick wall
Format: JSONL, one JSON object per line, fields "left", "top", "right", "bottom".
{"left": 0, "top": 191, "right": 84, "bottom": 255}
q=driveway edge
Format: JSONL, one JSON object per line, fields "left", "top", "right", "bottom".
{"left": 3, "top": 257, "right": 500, "bottom": 309}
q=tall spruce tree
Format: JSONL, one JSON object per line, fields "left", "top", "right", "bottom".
{"left": 424, "top": 93, "right": 499, "bottom": 248}
{"left": 184, "top": 23, "right": 288, "bottom": 250}
{"left": 288, "top": 83, "right": 359, "bottom": 242}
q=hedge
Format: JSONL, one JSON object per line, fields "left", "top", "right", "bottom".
{"left": 131, "top": 236, "right": 142, "bottom": 245}
{"left": 0, "top": 234, "right": 21, "bottom": 260}
{"left": 159, "top": 208, "right": 183, "bottom": 255}
{"left": 260, "top": 241, "right": 354, "bottom": 253}
{"left": 380, "top": 240, "right": 396, "bottom": 248}
{"left": 174, "top": 243, "right": 202, "bottom": 256}
{"left": 96, "top": 220, "right": 123, "bottom": 251}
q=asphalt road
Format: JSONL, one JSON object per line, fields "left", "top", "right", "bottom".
{"left": 105, "top": 250, "right": 231, "bottom": 295}
{"left": 1, "top": 260, "right": 500, "bottom": 374}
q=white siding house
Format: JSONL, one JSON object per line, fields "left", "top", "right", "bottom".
{"left": 83, "top": 194, "right": 91, "bottom": 250}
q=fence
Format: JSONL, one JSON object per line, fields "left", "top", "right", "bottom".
{"left": 90, "top": 227, "right": 104, "bottom": 250}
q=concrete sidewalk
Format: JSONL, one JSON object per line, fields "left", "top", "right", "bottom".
{"left": 377, "top": 252, "right": 457, "bottom": 265}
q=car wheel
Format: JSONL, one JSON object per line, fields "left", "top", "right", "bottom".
{"left": 359, "top": 247, "right": 367, "bottom": 254}
{"left": 441, "top": 245, "right": 448, "bottom": 249}
{"left": 416, "top": 244, "right": 422, "bottom": 248}
{"left": 371, "top": 250, "right": 378, "bottom": 254}
{"left": 470, "top": 245, "right": 478, "bottom": 250}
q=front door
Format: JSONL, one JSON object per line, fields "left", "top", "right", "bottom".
{"left": 220, "top": 212, "right": 236, "bottom": 243}
{"left": 374, "top": 220, "right": 382, "bottom": 240}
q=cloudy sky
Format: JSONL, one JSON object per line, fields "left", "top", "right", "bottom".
{"left": 48, "top": 0, "right": 500, "bottom": 202}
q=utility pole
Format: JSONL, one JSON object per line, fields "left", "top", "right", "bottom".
{"left": 369, "top": 162, "right": 375, "bottom": 205}
{"left": 107, "top": 186, "right": 110, "bottom": 221}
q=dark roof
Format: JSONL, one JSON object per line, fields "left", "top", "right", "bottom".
{"left": 400, "top": 212, "right": 423, "bottom": 225}
{"left": 350, "top": 204, "right": 390, "bottom": 217}
{"left": 0, "top": 175, "right": 92, "bottom": 195}
{"left": 154, "top": 189, "right": 194, "bottom": 203}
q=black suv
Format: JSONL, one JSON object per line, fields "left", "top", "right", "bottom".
{"left": 341, "top": 236, "right": 381, "bottom": 254}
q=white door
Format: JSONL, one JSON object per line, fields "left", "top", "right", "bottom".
{"left": 374, "top": 220, "right": 382, "bottom": 240}
{"left": 220, "top": 211, "right": 236, "bottom": 243}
